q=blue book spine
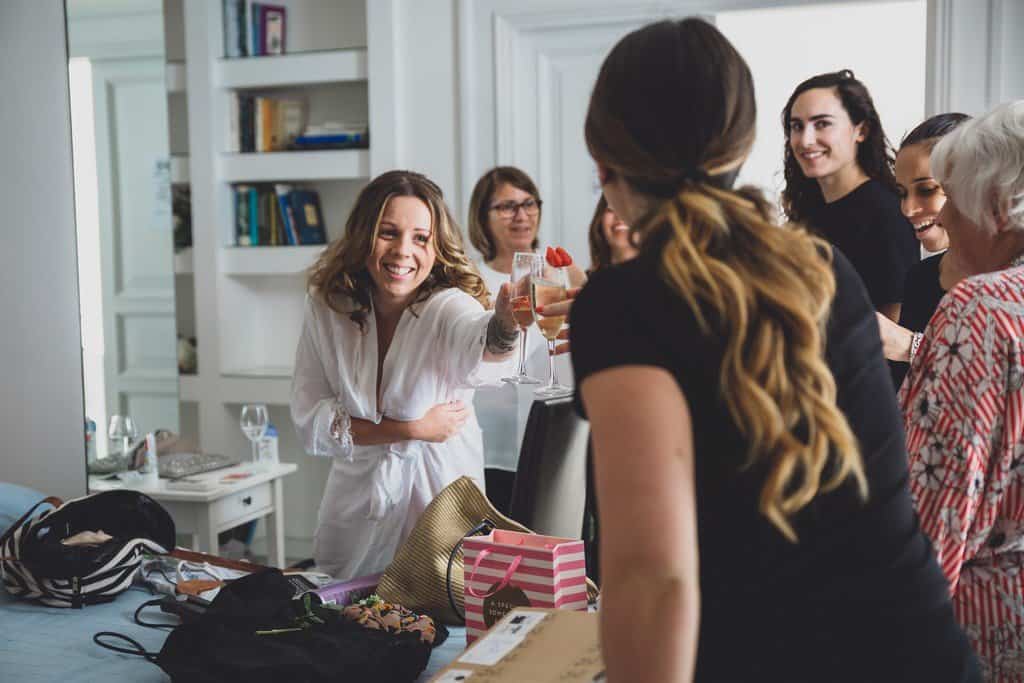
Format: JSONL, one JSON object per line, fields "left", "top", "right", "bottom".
{"left": 248, "top": 188, "right": 259, "bottom": 245}
{"left": 294, "top": 133, "right": 366, "bottom": 145}
{"left": 274, "top": 187, "right": 294, "bottom": 245}
{"left": 251, "top": 2, "right": 262, "bottom": 56}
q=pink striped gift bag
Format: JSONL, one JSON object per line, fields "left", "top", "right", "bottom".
{"left": 462, "top": 529, "right": 588, "bottom": 644}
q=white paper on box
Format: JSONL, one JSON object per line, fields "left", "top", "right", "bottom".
{"left": 432, "top": 670, "right": 475, "bottom": 682}
{"left": 457, "top": 609, "right": 548, "bottom": 666}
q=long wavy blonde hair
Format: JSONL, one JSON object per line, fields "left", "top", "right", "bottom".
{"left": 585, "top": 18, "right": 866, "bottom": 541}
{"left": 307, "top": 170, "right": 488, "bottom": 329}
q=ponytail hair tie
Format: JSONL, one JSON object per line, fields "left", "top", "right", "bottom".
{"left": 679, "top": 167, "right": 710, "bottom": 185}
{"left": 626, "top": 166, "right": 735, "bottom": 197}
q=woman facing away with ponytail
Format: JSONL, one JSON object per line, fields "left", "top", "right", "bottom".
{"left": 569, "top": 18, "right": 978, "bottom": 683}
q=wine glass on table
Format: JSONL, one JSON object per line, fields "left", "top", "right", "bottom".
{"left": 502, "top": 252, "right": 544, "bottom": 385}
{"left": 108, "top": 415, "right": 138, "bottom": 463}
{"left": 240, "top": 404, "right": 269, "bottom": 468}
{"left": 531, "top": 252, "right": 572, "bottom": 398}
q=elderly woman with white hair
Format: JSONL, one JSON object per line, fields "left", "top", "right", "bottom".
{"left": 897, "top": 101, "right": 1024, "bottom": 681}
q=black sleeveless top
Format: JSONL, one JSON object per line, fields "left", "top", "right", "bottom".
{"left": 570, "top": 247, "right": 978, "bottom": 682}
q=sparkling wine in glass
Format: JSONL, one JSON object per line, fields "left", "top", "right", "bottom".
{"left": 240, "top": 404, "right": 269, "bottom": 467}
{"left": 502, "top": 252, "right": 544, "bottom": 385}
{"left": 531, "top": 260, "right": 572, "bottom": 398}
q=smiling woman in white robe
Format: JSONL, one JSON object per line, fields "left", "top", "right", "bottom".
{"left": 290, "top": 170, "right": 518, "bottom": 580}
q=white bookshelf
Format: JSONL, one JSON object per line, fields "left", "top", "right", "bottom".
{"left": 174, "top": 247, "right": 194, "bottom": 275}
{"left": 178, "top": 374, "right": 200, "bottom": 402}
{"left": 170, "top": 154, "right": 190, "bottom": 184}
{"left": 181, "top": 0, "right": 379, "bottom": 564}
{"left": 166, "top": 61, "right": 187, "bottom": 93}
{"left": 219, "top": 149, "right": 369, "bottom": 182}
{"left": 216, "top": 48, "right": 368, "bottom": 89}
{"left": 219, "top": 245, "right": 323, "bottom": 275}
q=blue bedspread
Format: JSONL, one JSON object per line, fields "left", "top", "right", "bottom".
{"left": 0, "top": 587, "right": 465, "bottom": 682}
{"left": 0, "top": 483, "right": 465, "bottom": 680}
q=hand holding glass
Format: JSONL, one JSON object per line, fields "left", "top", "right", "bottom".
{"left": 240, "top": 404, "right": 269, "bottom": 467}
{"left": 502, "top": 252, "right": 544, "bottom": 384}
{"left": 532, "top": 260, "right": 572, "bottom": 398}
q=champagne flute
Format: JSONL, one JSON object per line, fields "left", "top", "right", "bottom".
{"left": 531, "top": 258, "right": 572, "bottom": 398}
{"left": 240, "top": 404, "right": 269, "bottom": 467}
{"left": 502, "top": 252, "right": 544, "bottom": 385}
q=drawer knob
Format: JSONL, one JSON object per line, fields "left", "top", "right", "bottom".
{"left": 242, "top": 496, "right": 252, "bottom": 505}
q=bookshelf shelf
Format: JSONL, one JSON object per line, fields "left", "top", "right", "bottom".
{"left": 219, "top": 149, "right": 369, "bottom": 182}
{"left": 174, "top": 247, "right": 194, "bottom": 275}
{"left": 216, "top": 48, "right": 368, "bottom": 89}
{"left": 220, "top": 245, "right": 324, "bottom": 275}
{"left": 166, "top": 61, "right": 187, "bottom": 93}
{"left": 170, "top": 154, "right": 190, "bottom": 184}
{"left": 178, "top": 374, "right": 200, "bottom": 402}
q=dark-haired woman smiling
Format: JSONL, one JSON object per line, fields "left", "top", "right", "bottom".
{"left": 572, "top": 18, "right": 978, "bottom": 682}
{"left": 888, "top": 113, "right": 969, "bottom": 386}
{"left": 783, "top": 70, "right": 919, "bottom": 322}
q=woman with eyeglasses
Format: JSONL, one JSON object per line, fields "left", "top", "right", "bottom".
{"left": 468, "top": 166, "right": 543, "bottom": 292}
{"left": 466, "top": 167, "right": 549, "bottom": 514}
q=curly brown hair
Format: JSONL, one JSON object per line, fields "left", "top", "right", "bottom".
{"left": 781, "top": 70, "right": 898, "bottom": 223}
{"left": 307, "top": 170, "right": 488, "bottom": 330}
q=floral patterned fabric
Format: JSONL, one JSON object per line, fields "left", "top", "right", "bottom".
{"left": 902, "top": 265, "right": 1024, "bottom": 681}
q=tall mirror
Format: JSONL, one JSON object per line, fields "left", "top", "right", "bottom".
{"left": 67, "top": 0, "right": 181, "bottom": 469}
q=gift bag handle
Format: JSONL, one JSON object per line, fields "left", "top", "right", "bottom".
{"left": 445, "top": 518, "right": 495, "bottom": 622}
{"left": 465, "top": 548, "right": 522, "bottom": 599}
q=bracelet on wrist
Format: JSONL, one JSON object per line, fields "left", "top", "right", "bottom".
{"left": 909, "top": 332, "right": 924, "bottom": 364}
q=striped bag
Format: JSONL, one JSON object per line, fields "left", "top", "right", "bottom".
{"left": 462, "top": 529, "right": 588, "bottom": 644}
{"left": 0, "top": 490, "right": 175, "bottom": 608}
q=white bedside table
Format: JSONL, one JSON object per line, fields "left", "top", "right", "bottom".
{"left": 88, "top": 462, "right": 298, "bottom": 568}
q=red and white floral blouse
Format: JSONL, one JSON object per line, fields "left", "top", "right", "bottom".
{"left": 902, "top": 263, "right": 1024, "bottom": 681}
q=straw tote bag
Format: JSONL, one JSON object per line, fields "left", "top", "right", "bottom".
{"left": 377, "top": 476, "right": 598, "bottom": 624}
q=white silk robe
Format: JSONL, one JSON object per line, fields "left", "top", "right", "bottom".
{"left": 290, "top": 288, "right": 511, "bottom": 580}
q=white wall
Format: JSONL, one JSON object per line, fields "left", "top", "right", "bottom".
{"left": 386, "top": 0, "right": 1022, "bottom": 235}
{"left": 0, "top": 1, "right": 87, "bottom": 501}
{"left": 718, "top": 1, "right": 927, "bottom": 202}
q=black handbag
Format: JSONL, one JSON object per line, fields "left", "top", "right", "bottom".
{"left": 112, "top": 570, "right": 441, "bottom": 683}
{"left": 0, "top": 489, "right": 175, "bottom": 608}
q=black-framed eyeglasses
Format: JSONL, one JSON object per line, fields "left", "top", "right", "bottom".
{"left": 489, "top": 198, "right": 542, "bottom": 219}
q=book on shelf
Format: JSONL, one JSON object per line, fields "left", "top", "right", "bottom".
{"left": 289, "top": 189, "right": 326, "bottom": 245}
{"left": 289, "top": 122, "right": 369, "bottom": 151}
{"left": 234, "top": 184, "right": 252, "bottom": 246}
{"left": 222, "top": 0, "right": 246, "bottom": 58}
{"left": 233, "top": 96, "right": 306, "bottom": 153}
{"left": 259, "top": 4, "right": 286, "bottom": 56}
{"left": 222, "top": 0, "right": 287, "bottom": 58}
{"left": 232, "top": 184, "right": 327, "bottom": 247}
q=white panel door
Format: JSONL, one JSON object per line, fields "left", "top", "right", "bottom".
{"left": 91, "top": 57, "right": 180, "bottom": 438}
{"left": 458, "top": 1, "right": 700, "bottom": 269}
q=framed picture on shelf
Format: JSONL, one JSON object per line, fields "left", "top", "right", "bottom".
{"left": 259, "top": 5, "right": 286, "bottom": 56}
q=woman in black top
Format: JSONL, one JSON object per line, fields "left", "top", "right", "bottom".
{"left": 782, "top": 71, "right": 919, "bottom": 323}
{"left": 572, "top": 18, "right": 978, "bottom": 682}
{"left": 889, "top": 113, "right": 969, "bottom": 386}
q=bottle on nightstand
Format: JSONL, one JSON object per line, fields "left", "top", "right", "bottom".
{"left": 256, "top": 424, "right": 279, "bottom": 470}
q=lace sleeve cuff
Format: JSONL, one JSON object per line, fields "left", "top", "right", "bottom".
{"left": 329, "top": 407, "right": 354, "bottom": 455}
{"left": 309, "top": 401, "right": 354, "bottom": 460}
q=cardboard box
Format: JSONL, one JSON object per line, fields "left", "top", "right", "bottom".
{"left": 430, "top": 608, "right": 604, "bottom": 682}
